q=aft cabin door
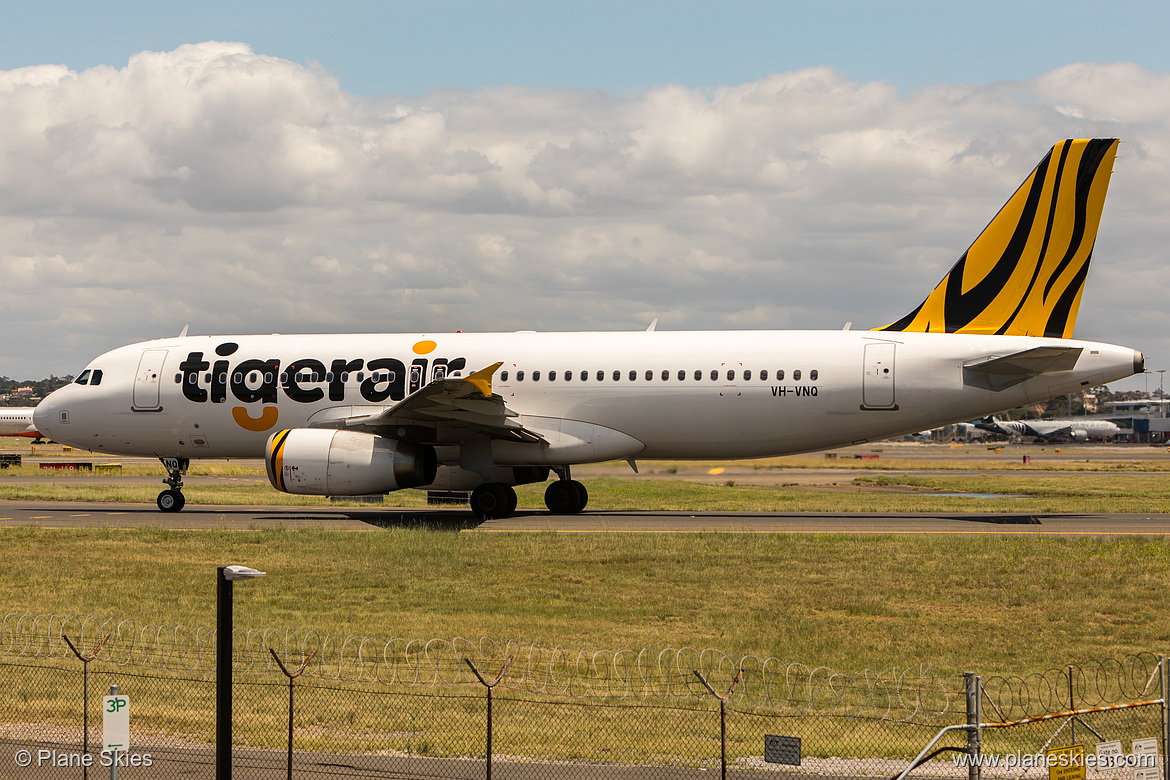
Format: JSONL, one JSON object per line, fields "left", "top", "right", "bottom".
{"left": 133, "top": 349, "right": 167, "bottom": 411}
{"left": 862, "top": 342, "right": 897, "bottom": 410}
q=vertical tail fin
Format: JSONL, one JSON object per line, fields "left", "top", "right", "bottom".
{"left": 876, "top": 138, "right": 1119, "bottom": 338}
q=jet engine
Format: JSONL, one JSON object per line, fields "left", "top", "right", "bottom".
{"left": 266, "top": 429, "right": 437, "bottom": 496}
{"left": 1069, "top": 430, "right": 1088, "bottom": 442}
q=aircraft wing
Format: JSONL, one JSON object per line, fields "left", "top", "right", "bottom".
{"left": 322, "top": 363, "right": 544, "bottom": 445}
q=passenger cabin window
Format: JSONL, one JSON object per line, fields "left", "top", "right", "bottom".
{"left": 645, "top": 370, "right": 653, "bottom": 381}
{"left": 629, "top": 370, "right": 636, "bottom": 381}
{"left": 678, "top": 369, "right": 685, "bottom": 380}
{"left": 810, "top": 369, "right": 819, "bottom": 380}
{"left": 694, "top": 370, "right": 702, "bottom": 380}
{"left": 777, "top": 370, "right": 785, "bottom": 380}
{"left": 597, "top": 370, "right": 604, "bottom": 381}
{"left": 761, "top": 369, "right": 769, "bottom": 381}
{"left": 744, "top": 369, "right": 752, "bottom": 380}
{"left": 501, "top": 370, "right": 509, "bottom": 381}
{"left": 710, "top": 369, "right": 718, "bottom": 380}
{"left": 517, "top": 370, "right": 525, "bottom": 381}
{"left": 549, "top": 371, "right": 557, "bottom": 381}
{"left": 727, "top": 370, "right": 735, "bottom": 381}
{"left": 613, "top": 370, "right": 621, "bottom": 381}
{"left": 533, "top": 370, "right": 541, "bottom": 381}
{"left": 794, "top": 370, "right": 802, "bottom": 381}
{"left": 661, "top": 370, "right": 669, "bottom": 381}
{"left": 563, "top": 371, "right": 571, "bottom": 382}
{"left": 581, "top": 370, "right": 588, "bottom": 381}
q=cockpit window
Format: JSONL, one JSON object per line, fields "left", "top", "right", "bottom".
{"left": 75, "top": 370, "right": 91, "bottom": 385}
{"left": 90, "top": 369, "right": 103, "bottom": 386}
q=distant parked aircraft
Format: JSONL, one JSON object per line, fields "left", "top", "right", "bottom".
{"left": 975, "top": 415, "right": 1122, "bottom": 442}
{"left": 0, "top": 408, "right": 41, "bottom": 439}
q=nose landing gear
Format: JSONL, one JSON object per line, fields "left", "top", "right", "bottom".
{"left": 157, "top": 457, "right": 189, "bottom": 512}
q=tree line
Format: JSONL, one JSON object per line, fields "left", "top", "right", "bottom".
{"left": 0, "top": 375, "right": 74, "bottom": 406}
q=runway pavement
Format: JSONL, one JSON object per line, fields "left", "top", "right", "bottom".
{"left": 2, "top": 499, "right": 1170, "bottom": 536}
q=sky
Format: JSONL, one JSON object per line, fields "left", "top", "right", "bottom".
{"left": 2, "top": 0, "right": 1170, "bottom": 390}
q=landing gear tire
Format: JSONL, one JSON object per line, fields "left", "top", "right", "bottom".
{"left": 545, "top": 480, "right": 587, "bottom": 514}
{"left": 470, "top": 483, "right": 517, "bottom": 520}
{"left": 157, "top": 489, "right": 185, "bottom": 513}
{"left": 157, "top": 456, "right": 189, "bottom": 513}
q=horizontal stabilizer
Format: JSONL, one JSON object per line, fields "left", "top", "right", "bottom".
{"left": 963, "top": 346, "right": 1082, "bottom": 391}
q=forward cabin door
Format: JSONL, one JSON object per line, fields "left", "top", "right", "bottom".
{"left": 133, "top": 349, "right": 168, "bottom": 411}
{"left": 862, "top": 342, "right": 897, "bottom": 410}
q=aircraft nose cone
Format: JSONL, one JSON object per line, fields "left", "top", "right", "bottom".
{"left": 33, "top": 394, "right": 59, "bottom": 439}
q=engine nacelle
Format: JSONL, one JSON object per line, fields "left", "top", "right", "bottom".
{"left": 1069, "top": 430, "right": 1088, "bottom": 442}
{"left": 266, "top": 429, "right": 437, "bottom": 496}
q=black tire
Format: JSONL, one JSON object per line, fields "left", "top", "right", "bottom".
{"left": 545, "top": 480, "right": 585, "bottom": 514}
{"left": 157, "top": 489, "right": 184, "bottom": 513}
{"left": 470, "top": 483, "right": 513, "bottom": 519}
{"left": 568, "top": 480, "right": 588, "bottom": 512}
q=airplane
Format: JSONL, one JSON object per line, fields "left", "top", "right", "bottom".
{"left": 32, "top": 138, "right": 1143, "bottom": 518}
{"left": 0, "top": 408, "right": 42, "bottom": 439}
{"left": 975, "top": 415, "right": 1122, "bottom": 442}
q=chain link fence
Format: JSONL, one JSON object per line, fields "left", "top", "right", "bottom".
{"left": 0, "top": 614, "right": 1165, "bottom": 779}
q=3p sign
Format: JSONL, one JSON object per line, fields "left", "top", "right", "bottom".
{"left": 103, "top": 694, "right": 130, "bottom": 752}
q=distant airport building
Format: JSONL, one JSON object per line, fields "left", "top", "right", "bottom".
{"left": 1103, "top": 400, "right": 1170, "bottom": 443}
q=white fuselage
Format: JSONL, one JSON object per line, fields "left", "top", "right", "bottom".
{"left": 0, "top": 408, "right": 40, "bottom": 437}
{"left": 33, "top": 330, "right": 1141, "bottom": 470}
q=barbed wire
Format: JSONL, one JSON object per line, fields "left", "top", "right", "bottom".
{"left": 981, "top": 653, "right": 1163, "bottom": 719}
{"left": 3, "top": 613, "right": 1158, "bottom": 721}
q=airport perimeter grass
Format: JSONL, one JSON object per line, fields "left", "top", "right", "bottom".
{"left": 3, "top": 526, "right": 1170, "bottom": 676}
{"left": 4, "top": 471, "right": 1170, "bottom": 512}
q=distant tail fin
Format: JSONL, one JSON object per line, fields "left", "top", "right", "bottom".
{"left": 876, "top": 138, "right": 1119, "bottom": 338}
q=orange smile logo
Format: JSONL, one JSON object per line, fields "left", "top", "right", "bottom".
{"left": 233, "top": 406, "right": 280, "bottom": 432}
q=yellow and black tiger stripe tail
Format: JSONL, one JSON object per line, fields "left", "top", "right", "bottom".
{"left": 876, "top": 138, "right": 1119, "bottom": 338}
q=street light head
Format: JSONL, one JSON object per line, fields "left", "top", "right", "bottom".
{"left": 222, "top": 565, "right": 266, "bottom": 581}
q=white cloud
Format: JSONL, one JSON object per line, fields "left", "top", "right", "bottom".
{"left": 1, "top": 42, "right": 1168, "bottom": 384}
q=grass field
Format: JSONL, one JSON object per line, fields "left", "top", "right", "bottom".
{"left": 3, "top": 443, "right": 1170, "bottom": 676}
{"left": 3, "top": 526, "right": 1170, "bottom": 675}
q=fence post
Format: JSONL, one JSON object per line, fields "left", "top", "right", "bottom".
{"left": 693, "top": 666, "right": 744, "bottom": 780}
{"left": 268, "top": 647, "right": 317, "bottom": 780}
{"left": 964, "top": 672, "right": 981, "bottom": 780}
{"left": 1161, "top": 654, "right": 1168, "bottom": 780}
{"left": 465, "top": 656, "right": 513, "bottom": 780}
{"left": 62, "top": 633, "right": 109, "bottom": 780}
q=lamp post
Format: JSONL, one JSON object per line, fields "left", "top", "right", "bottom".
{"left": 218, "top": 565, "right": 266, "bottom": 780}
{"left": 1160, "top": 370, "right": 1166, "bottom": 418}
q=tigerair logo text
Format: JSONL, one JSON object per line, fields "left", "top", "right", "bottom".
{"left": 178, "top": 340, "right": 466, "bottom": 432}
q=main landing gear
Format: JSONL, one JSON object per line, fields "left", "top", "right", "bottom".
{"left": 157, "top": 457, "right": 189, "bottom": 513}
{"left": 544, "top": 467, "right": 587, "bottom": 515}
{"left": 467, "top": 468, "right": 588, "bottom": 520}
{"left": 469, "top": 482, "right": 518, "bottom": 520}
